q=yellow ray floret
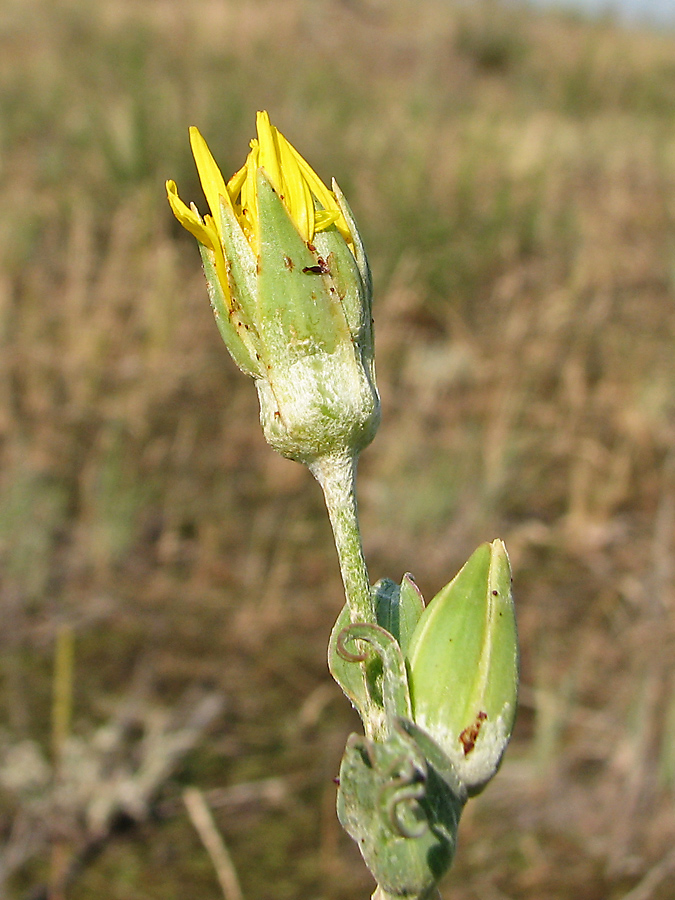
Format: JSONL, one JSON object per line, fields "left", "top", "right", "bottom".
{"left": 189, "top": 127, "right": 234, "bottom": 225}
{"left": 166, "top": 111, "right": 351, "bottom": 257}
{"left": 166, "top": 179, "right": 231, "bottom": 305}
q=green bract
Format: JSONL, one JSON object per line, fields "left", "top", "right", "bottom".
{"left": 247, "top": 174, "right": 379, "bottom": 463}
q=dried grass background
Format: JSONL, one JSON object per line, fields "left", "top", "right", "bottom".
{"left": 1, "top": 0, "right": 675, "bottom": 897}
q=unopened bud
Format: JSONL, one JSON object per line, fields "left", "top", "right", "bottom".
{"left": 405, "top": 540, "right": 518, "bottom": 794}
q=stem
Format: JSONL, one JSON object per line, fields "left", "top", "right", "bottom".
{"left": 310, "top": 451, "right": 374, "bottom": 624}
{"left": 372, "top": 888, "right": 441, "bottom": 900}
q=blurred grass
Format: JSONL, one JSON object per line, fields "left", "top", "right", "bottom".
{"left": 1, "top": 0, "right": 675, "bottom": 897}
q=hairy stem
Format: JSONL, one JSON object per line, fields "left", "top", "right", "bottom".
{"left": 310, "top": 451, "right": 374, "bottom": 625}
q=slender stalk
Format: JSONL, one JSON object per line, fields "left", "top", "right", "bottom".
{"left": 310, "top": 451, "right": 374, "bottom": 625}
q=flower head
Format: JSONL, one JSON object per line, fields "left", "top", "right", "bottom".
{"left": 167, "top": 112, "right": 379, "bottom": 464}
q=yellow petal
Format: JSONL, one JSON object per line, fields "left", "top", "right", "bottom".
{"left": 166, "top": 179, "right": 233, "bottom": 310}
{"left": 227, "top": 161, "right": 248, "bottom": 200}
{"left": 276, "top": 130, "right": 313, "bottom": 242}
{"left": 286, "top": 142, "right": 350, "bottom": 240}
{"left": 255, "top": 111, "right": 283, "bottom": 195}
{"left": 285, "top": 142, "right": 337, "bottom": 214}
{"left": 189, "top": 127, "right": 234, "bottom": 227}
{"left": 315, "top": 209, "right": 341, "bottom": 230}
{"left": 241, "top": 144, "right": 260, "bottom": 247}
{"left": 166, "top": 180, "right": 217, "bottom": 249}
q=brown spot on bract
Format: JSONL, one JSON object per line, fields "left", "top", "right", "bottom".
{"left": 283, "top": 255, "right": 294, "bottom": 271}
{"left": 459, "top": 711, "right": 488, "bottom": 756}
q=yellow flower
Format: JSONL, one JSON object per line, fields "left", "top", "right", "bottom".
{"left": 167, "top": 110, "right": 350, "bottom": 254}
{"left": 166, "top": 112, "right": 379, "bottom": 466}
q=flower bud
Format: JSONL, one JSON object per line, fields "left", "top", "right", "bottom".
{"left": 167, "top": 111, "right": 379, "bottom": 465}
{"left": 405, "top": 540, "right": 518, "bottom": 795}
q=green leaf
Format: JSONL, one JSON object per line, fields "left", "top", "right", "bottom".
{"left": 328, "top": 574, "right": 425, "bottom": 720}
{"left": 337, "top": 722, "right": 465, "bottom": 897}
